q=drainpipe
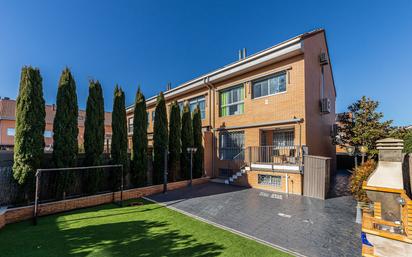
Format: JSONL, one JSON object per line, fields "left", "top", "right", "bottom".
{"left": 204, "top": 77, "right": 216, "bottom": 177}
{"left": 285, "top": 174, "right": 289, "bottom": 194}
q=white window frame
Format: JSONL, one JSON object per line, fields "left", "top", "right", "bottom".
{"left": 128, "top": 117, "right": 134, "bottom": 133}
{"left": 252, "top": 71, "right": 287, "bottom": 99}
{"left": 258, "top": 174, "right": 282, "bottom": 188}
{"left": 44, "top": 131, "right": 53, "bottom": 138}
{"left": 219, "top": 85, "right": 244, "bottom": 117}
{"left": 6, "top": 128, "right": 15, "bottom": 136}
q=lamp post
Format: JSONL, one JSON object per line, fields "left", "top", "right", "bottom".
{"left": 187, "top": 147, "right": 197, "bottom": 187}
{"left": 346, "top": 146, "right": 357, "bottom": 169}
{"left": 359, "top": 145, "right": 368, "bottom": 165}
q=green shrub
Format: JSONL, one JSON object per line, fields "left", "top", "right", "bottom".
{"left": 153, "top": 92, "right": 168, "bottom": 185}
{"left": 111, "top": 85, "right": 128, "bottom": 189}
{"left": 192, "top": 105, "right": 203, "bottom": 178}
{"left": 53, "top": 68, "right": 79, "bottom": 198}
{"left": 349, "top": 160, "right": 376, "bottom": 202}
{"left": 168, "top": 101, "right": 181, "bottom": 181}
{"left": 84, "top": 80, "right": 105, "bottom": 193}
{"left": 13, "top": 67, "right": 45, "bottom": 190}
{"left": 131, "top": 87, "right": 148, "bottom": 186}
{"left": 180, "top": 103, "right": 193, "bottom": 179}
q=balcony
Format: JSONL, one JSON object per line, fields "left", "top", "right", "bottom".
{"left": 245, "top": 145, "right": 303, "bottom": 172}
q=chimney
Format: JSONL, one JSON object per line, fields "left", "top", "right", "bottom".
{"left": 238, "top": 48, "right": 247, "bottom": 60}
{"left": 166, "top": 82, "right": 171, "bottom": 91}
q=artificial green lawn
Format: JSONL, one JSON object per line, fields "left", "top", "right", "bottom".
{"left": 0, "top": 199, "right": 290, "bottom": 257}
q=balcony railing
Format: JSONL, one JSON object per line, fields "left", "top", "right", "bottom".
{"left": 246, "top": 145, "right": 302, "bottom": 165}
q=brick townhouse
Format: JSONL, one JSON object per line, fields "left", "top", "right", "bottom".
{"left": 129, "top": 28, "right": 336, "bottom": 195}
{"left": 0, "top": 98, "right": 113, "bottom": 151}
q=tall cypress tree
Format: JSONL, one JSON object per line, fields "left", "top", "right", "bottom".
{"left": 53, "top": 68, "right": 79, "bottom": 198}
{"left": 111, "top": 85, "right": 128, "bottom": 189}
{"left": 168, "top": 101, "right": 181, "bottom": 181}
{"left": 153, "top": 92, "right": 168, "bottom": 185}
{"left": 180, "top": 103, "right": 193, "bottom": 179}
{"left": 192, "top": 105, "right": 204, "bottom": 178}
{"left": 84, "top": 80, "right": 105, "bottom": 193}
{"left": 13, "top": 67, "right": 46, "bottom": 190}
{"left": 131, "top": 87, "right": 148, "bottom": 186}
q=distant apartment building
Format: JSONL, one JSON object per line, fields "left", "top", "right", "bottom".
{"left": 126, "top": 29, "right": 336, "bottom": 195}
{"left": 0, "top": 98, "right": 112, "bottom": 151}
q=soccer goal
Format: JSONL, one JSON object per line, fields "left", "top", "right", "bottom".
{"left": 33, "top": 164, "right": 124, "bottom": 225}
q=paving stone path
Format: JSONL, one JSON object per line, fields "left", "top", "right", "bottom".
{"left": 147, "top": 182, "right": 361, "bottom": 257}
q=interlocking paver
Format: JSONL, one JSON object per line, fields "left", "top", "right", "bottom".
{"left": 147, "top": 182, "right": 361, "bottom": 257}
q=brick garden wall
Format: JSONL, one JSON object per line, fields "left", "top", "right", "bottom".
{"left": 0, "top": 177, "right": 209, "bottom": 230}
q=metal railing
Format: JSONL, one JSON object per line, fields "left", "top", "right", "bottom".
{"left": 246, "top": 145, "right": 302, "bottom": 165}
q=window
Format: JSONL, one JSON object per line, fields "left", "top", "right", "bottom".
{"left": 258, "top": 174, "right": 282, "bottom": 187}
{"left": 178, "top": 102, "right": 184, "bottom": 114}
{"left": 147, "top": 112, "right": 149, "bottom": 125}
{"left": 219, "top": 131, "right": 244, "bottom": 160}
{"left": 6, "top": 128, "right": 15, "bottom": 136}
{"left": 218, "top": 169, "right": 233, "bottom": 178}
{"left": 189, "top": 96, "right": 206, "bottom": 119}
{"left": 178, "top": 95, "right": 206, "bottom": 119}
{"left": 152, "top": 111, "right": 155, "bottom": 122}
{"left": 273, "top": 130, "right": 294, "bottom": 147}
{"left": 128, "top": 117, "right": 134, "bottom": 133}
{"left": 220, "top": 85, "right": 244, "bottom": 116}
{"left": 252, "top": 72, "right": 286, "bottom": 99}
{"left": 44, "top": 131, "right": 53, "bottom": 138}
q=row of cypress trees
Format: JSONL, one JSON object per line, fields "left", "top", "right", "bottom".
{"left": 13, "top": 66, "right": 204, "bottom": 199}
{"left": 152, "top": 94, "right": 204, "bottom": 184}
{"left": 130, "top": 90, "right": 204, "bottom": 185}
{"left": 13, "top": 67, "right": 109, "bottom": 197}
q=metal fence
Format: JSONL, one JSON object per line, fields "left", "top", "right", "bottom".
{"left": 303, "top": 155, "right": 331, "bottom": 199}
{"left": 0, "top": 166, "right": 19, "bottom": 206}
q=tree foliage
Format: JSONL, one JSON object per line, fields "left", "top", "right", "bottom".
{"left": 53, "top": 68, "right": 79, "bottom": 198}
{"left": 13, "top": 67, "right": 46, "bottom": 187}
{"left": 338, "top": 96, "right": 392, "bottom": 156}
{"left": 389, "top": 127, "right": 412, "bottom": 153}
{"left": 192, "top": 105, "right": 204, "bottom": 178}
{"left": 349, "top": 159, "right": 376, "bottom": 202}
{"left": 111, "top": 85, "right": 128, "bottom": 188}
{"left": 131, "top": 87, "right": 148, "bottom": 186}
{"left": 180, "top": 103, "right": 193, "bottom": 179}
{"left": 168, "top": 101, "right": 181, "bottom": 182}
{"left": 84, "top": 80, "right": 105, "bottom": 193}
{"left": 153, "top": 92, "right": 168, "bottom": 185}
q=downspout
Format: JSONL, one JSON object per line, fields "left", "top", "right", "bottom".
{"left": 204, "top": 77, "right": 216, "bottom": 177}
{"left": 285, "top": 174, "right": 289, "bottom": 194}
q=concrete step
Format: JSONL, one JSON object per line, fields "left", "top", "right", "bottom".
{"left": 210, "top": 178, "right": 227, "bottom": 184}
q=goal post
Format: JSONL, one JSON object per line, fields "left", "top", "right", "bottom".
{"left": 33, "top": 164, "right": 124, "bottom": 225}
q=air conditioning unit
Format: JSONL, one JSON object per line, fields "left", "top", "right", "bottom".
{"left": 320, "top": 98, "right": 331, "bottom": 114}
{"left": 319, "top": 52, "right": 328, "bottom": 65}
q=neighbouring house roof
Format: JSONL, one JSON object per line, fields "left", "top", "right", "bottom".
{"left": 126, "top": 28, "right": 335, "bottom": 111}
{"left": 0, "top": 98, "right": 112, "bottom": 126}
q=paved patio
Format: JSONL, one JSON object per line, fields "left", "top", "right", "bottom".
{"left": 146, "top": 182, "right": 361, "bottom": 257}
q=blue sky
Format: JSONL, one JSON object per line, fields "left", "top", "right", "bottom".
{"left": 0, "top": 0, "right": 411, "bottom": 125}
